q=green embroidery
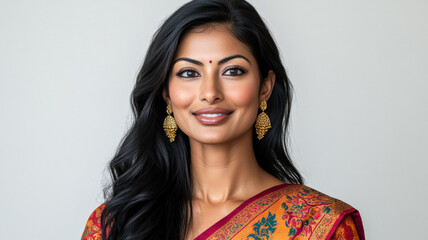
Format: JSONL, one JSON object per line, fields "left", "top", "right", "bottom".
{"left": 288, "top": 227, "right": 296, "bottom": 236}
{"left": 247, "top": 212, "right": 277, "bottom": 240}
{"left": 324, "top": 206, "right": 331, "bottom": 214}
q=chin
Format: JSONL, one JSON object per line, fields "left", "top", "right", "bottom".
{"left": 188, "top": 133, "right": 232, "bottom": 144}
{"left": 194, "top": 137, "right": 229, "bottom": 144}
{"left": 185, "top": 126, "right": 252, "bottom": 145}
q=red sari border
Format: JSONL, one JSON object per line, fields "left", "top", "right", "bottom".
{"left": 325, "top": 208, "right": 366, "bottom": 240}
{"left": 351, "top": 211, "right": 365, "bottom": 240}
{"left": 195, "top": 183, "right": 290, "bottom": 240}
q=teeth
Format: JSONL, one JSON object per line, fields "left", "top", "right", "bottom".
{"left": 200, "top": 113, "right": 225, "bottom": 117}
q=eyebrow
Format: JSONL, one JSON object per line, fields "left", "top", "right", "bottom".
{"left": 172, "top": 54, "right": 251, "bottom": 66}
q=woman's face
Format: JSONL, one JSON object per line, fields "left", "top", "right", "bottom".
{"left": 164, "top": 24, "right": 274, "bottom": 144}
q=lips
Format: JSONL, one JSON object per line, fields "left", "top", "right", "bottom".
{"left": 193, "top": 108, "right": 233, "bottom": 125}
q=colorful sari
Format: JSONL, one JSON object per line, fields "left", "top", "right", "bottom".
{"left": 82, "top": 184, "right": 365, "bottom": 240}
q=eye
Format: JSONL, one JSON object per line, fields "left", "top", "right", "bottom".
{"left": 223, "top": 66, "right": 247, "bottom": 76}
{"left": 177, "top": 69, "right": 201, "bottom": 78}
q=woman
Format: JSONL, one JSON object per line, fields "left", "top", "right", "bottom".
{"left": 81, "top": 0, "right": 365, "bottom": 239}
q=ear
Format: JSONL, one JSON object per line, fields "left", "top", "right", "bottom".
{"left": 162, "top": 88, "right": 170, "bottom": 104}
{"left": 259, "top": 70, "right": 275, "bottom": 102}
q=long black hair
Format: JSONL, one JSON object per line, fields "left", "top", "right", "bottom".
{"left": 101, "top": 0, "right": 304, "bottom": 239}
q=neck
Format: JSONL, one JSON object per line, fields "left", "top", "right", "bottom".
{"left": 189, "top": 130, "right": 269, "bottom": 205}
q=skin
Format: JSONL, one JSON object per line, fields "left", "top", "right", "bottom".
{"left": 162, "top": 24, "right": 283, "bottom": 239}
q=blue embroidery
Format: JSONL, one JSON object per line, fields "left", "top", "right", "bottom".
{"left": 247, "top": 211, "right": 277, "bottom": 240}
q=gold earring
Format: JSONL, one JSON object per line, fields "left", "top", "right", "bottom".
{"left": 163, "top": 104, "right": 177, "bottom": 142}
{"left": 255, "top": 100, "right": 271, "bottom": 140}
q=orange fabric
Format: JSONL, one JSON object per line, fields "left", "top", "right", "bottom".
{"left": 81, "top": 184, "right": 364, "bottom": 240}
{"left": 330, "top": 214, "right": 360, "bottom": 240}
{"left": 196, "top": 184, "right": 363, "bottom": 240}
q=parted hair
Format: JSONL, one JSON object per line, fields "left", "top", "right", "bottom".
{"left": 101, "top": 0, "right": 304, "bottom": 239}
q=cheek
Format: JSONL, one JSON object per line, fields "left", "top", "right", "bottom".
{"left": 227, "top": 80, "right": 260, "bottom": 107}
{"left": 168, "top": 81, "right": 194, "bottom": 108}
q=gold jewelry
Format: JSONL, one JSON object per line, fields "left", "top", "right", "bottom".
{"left": 255, "top": 100, "right": 271, "bottom": 140}
{"left": 163, "top": 104, "right": 177, "bottom": 142}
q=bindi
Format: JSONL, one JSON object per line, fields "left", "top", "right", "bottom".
{"left": 209, "top": 60, "right": 212, "bottom": 63}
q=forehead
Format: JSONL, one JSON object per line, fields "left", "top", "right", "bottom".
{"left": 174, "top": 24, "right": 254, "bottom": 61}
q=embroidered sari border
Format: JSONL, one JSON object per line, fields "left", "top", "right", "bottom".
{"left": 324, "top": 208, "right": 365, "bottom": 240}
{"left": 351, "top": 210, "right": 365, "bottom": 240}
{"left": 231, "top": 194, "right": 283, "bottom": 238}
{"left": 195, "top": 183, "right": 290, "bottom": 239}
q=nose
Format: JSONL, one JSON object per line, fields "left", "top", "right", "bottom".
{"left": 199, "top": 73, "right": 223, "bottom": 104}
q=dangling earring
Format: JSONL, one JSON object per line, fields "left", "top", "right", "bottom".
{"left": 163, "top": 104, "right": 177, "bottom": 142}
{"left": 255, "top": 100, "right": 271, "bottom": 140}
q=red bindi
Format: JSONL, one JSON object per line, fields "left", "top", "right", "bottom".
{"left": 209, "top": 60, "right": 212, "bottom": 63}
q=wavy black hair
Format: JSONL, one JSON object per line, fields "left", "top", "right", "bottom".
{"left": 101, "top": 0, "right": 304, "bottom": 239}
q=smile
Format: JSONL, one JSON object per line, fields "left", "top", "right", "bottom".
{"left": 192, "top": 107, "right": 233, "bottom": 125}
{"left": 199, "top": 113, "right": 226, "bottom": 117}
{"left": 193, "top": 112, "right": 232, "bottom": 125}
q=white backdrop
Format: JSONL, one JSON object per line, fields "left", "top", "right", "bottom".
{"left": 1, "top": 0, "right": 427, "bottom": 239}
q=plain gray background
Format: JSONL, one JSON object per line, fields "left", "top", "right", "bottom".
{"left": 1, "top": 0, "right": 427, "bottom": 239}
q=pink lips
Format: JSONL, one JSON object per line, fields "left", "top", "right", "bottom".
{"left": 193, "top": 107, "right": 233, "bottom": 125}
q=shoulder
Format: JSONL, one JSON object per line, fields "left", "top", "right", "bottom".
{"left": 81, "top": 203, "right": 106, "bottom": 240}
{"left": 273, "top": 184, "right": 364, "bottom": 239}
{"left": 278, "top": 184, "right": 356, "bottom": 211}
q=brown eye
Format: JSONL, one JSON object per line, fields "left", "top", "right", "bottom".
{"left": 177, "top": 69, "right": 200, "bottom": 78}
{"left": 223, "top": 67, "right": 246, "bottom": 76}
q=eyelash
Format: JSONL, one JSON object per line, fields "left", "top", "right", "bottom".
{"left": 223, "top": 65, "right": 247, "bottom": 76}
{"left": 176, "top": 66, "right": 247, "bottom": 78}
{"left": 176, "top": 67, "right": 200, "bottom": 78}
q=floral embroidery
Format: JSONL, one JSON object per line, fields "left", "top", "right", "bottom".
{"left": 81, "top": 204, "right": 105, "bottom": 240}
{"left": 247, "top": 212, "right": 277, "bottom": 240}
{"left": 280, "top": 187, "right": 351, "bottom": 239}
{"left": 205, "top": 189, "right": 284, "bottom": 240}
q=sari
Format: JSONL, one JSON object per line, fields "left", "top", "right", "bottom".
{"left": 82, "top": 184, "right": 365, "bottom": 240}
